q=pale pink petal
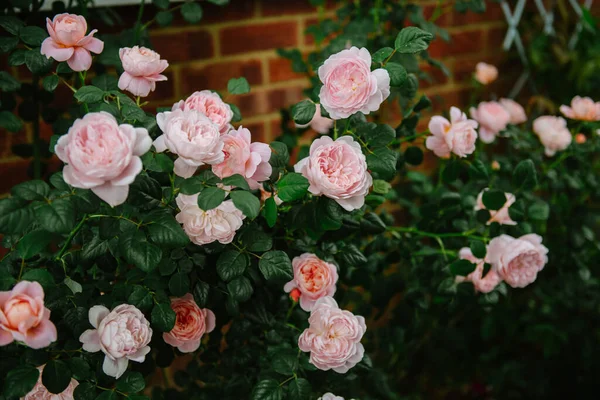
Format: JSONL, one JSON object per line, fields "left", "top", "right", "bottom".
{"left": 78, "top": 32, "right": 104, "bottom": 54}
{"left": 88, "top": 305, "right": 110, "bottom": 328}
{"left": 205, "top": 309, "right": 216, "bottom": 333}
{"left": 79, "top": 329, "right": 101, "bottom": 352}
{"left": 67, "top": 47, "right": 93, "bottom": 72}
{"left": 153, "top": 135, "right": 167, "bottom": 153}
{"left": 177, "top": 339, "right": 201, "bottom": 353}
{"left": 111, "top": 157, "right": 142, "bottom": 186}
{"left": 22, "top": 318, "right": 57, "bottom": 349}
{"left": 102, "top": 356, "right": 129, "bottom": 379}
{"left": 174, "top": 158, "right": 198, "bottom": 178}
{"left": 40, "top": 38, "right": 74, "bottom": 62}
{"left": 127, "top": 345, "right": 150, "bottom": 362}
{"left": 91, "top": 183, "right": 129, "bottom": 207}
{"left": 0, "top": 329, "right": 14, "bottom": 346}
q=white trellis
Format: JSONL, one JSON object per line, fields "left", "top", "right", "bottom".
{"left": 500, "top": 0, "right": 594, "bottom": 98}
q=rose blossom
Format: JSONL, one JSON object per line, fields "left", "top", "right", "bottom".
{"left": 295, "top": 104, "right": 334, "bottom": 134}
{"left": 163, "top": 294, "right": 215, "bottom": 353}
{"left": 318, "top": 47, "right": 390, "bottom": 119}
{"left": 532, "top": 116, "right": 572, "bottom": 157}
{"left": 294, "top": 136, "right": 372, "bottom": 211}
{"left": 499, "top": 98, "right": 527, "bottom": 124}
{"left": 155, "top": 109, "right": 224, "bottom": 178}
{"left": 175, "top": 194, "right": 245, "bottom": 245}
{"left": 319, "top": 394, "right": 345, "bottom": 400}
{"left": 425, "top": 106, "right": 478, "bottom": 158}
{"left": 559, "top": 96, "right": 600, "bottom": 121}
{"left": 284, "top": 253, "right": 338, "bottom": 312}
{"left": 474, "top": 62, "right": 498, "bottom": 85}
{"left": 474, "top": 189, "right": 517, "bottom": 226}
{"left": 455, "top": 248, "right": 502, "bottom": 294}
{"left": 118, "top": 46, "right": 168, "bottom": 97}
{"left": 55, "top": 112, "right": 152, "bottom": 207}
{"left": 0, "top": 281, "right": 57, "bottom": 349}
{"left": 212, "top": 126, "right": 272, "bottom": 190}
{"left": 470, "top": 101, "right": 511, "bottom": 143}
{"left": 486, "top": 234, "right": 548, "bottom": 288}
{"left": 172, "top": 91, "right": 233, "bottom": 134}
{"left": 298, "top": 296, "right": 366, "bottom": 373}
{"left": 41, "top": 13, "right": 104, "bottom": 71}
{"left": 23, "top": 365, "right": 78, "bottom": 400}
{"left": 79, "top": 304, "right": 152, "bottom": 379}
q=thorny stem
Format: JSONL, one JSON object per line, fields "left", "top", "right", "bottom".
{"left": 55, "top": 214, "right": 89, "bottom": 260}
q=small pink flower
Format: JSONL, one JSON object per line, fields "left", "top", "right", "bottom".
{"left": 532, "top": 116, "right": 572, "bottom": 157}
{"left": 294, "top": 136, "right": 372, "bottom": 211}
{"left": 474, "top": 62, "right": 498, "bottom": 85}
{"left": 0, "top": 281, "right": 57, "bottom": 349}
{"left": 486, "top": 234, "right": 548, "bottom": 288}
{"left": 499, "top": 98, "right": 527, "bottom": 124}
{"left": 163, "top": 294, "right": 215, "bottom": 353}
{"left": 23, "top": 365, "right": 78, "bottom": 400}
{"left": 212, "top": 126, "right": 272, "bottom": 190}
{"left": 172, "top": 91, "right": 233, "bottom": 134}
{"left": 295, "top": 104, "right": 334, "bottom": 134}
{"left": 118, "top": 46, "right": 168, "bottom": 97}
{"left": 425, "top": 106, "right": 478, "bottom": 158}
{"left": 284, "top": 253, "right": 338, "bottom": 312}
{"left": 79, "top": 304, "right": 152, "bottom": 379}
{"left": 469, "top": 101, "right": 511, "bottom": 143}
{"left": 575, "top": 133, "right": 587, "bottom": 144}
{"left": 55, "top": 112, "right": 152, "bottom": 207}
{"left": 474, "top": 189, "right": 517, "bottom": 226}
{"left": 318, "top": 47, "right": 390, "bottom": 119}
{"left": 559, "top": 96, "right": 600, "bottom": 121}
{"left": 319, "top": 394, "right": 345, "bottom": 400}
{"left": 40, "top": 13, "right": 103, "bottom": 71}
{"left": 455, "top": 248, "right": 502, "bottom": 294}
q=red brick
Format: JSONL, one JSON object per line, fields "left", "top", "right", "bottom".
{"left": 428, "top": 29, "right": 485, "bottom": 58}
{"left": 231, "top": 92, "right": 267, "bottom": 116}
{"left": 241, "top": 121, "right": 266, "bottom": 143}
{"left": 202, "top": 0, "right": 256, "bottom": 23}
{"left": 219, "top": 21, "right": 298, "bottom": 55}
{"left": 419, "top": 63, "right": 450, "bottom": 89}
{"left": 0, "top": 160, "right": 30, "bottom": 193}
{"left": 151, "top": 70, "right": 175, "bottom": 101}
{"left": 453, "top": 2, "right": 505, "bottom": 25}
{"left": 150, "top": 30, "right": 214, "bottom": 63}
{"left": 428, "top": 88, "right": 471, "bottom": 112}
{"left": 180, "top": 59, "right": 263, "bottom": 94}
{"left": 268, "top": 57, "right": 305, "bottom": 83}
{"left": 270, "top": 118, "right": 283, "bottom": 138}
{"left": 487, "top": 26, "right": 506, "bottom": 50}
{"left": 231, "top": 86, "right": 303, "bottom": 117}
{"left": 267, "top": 86, "right": 305, "bottom": 112}
{"left": 261, "top": 0, "right": 318, "bottom": 16}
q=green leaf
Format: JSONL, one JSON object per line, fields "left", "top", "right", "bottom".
{"left": 181, "top": 2, "right": 204, "bottom": 23}
{"left": 3, "top": 364, "right": 39, "bottom": 398}
{"left": 339, "top": 244, "right": 367, "bottom": 266}
{"left": 197, "top": 187, "right": 225, "bottom": 211}
{"left": 372, "top": 47, "right": 394, "bottom": 63}
{"left": 17, "top": 230, "right": 52, "bottom": 259}
{"left": 95, "top": 390, "right": 118, "bottom": 400}
{"left": 0, "top": 197, "right": 34, "bottom": 234}
{"left": 468, "top": 160, "right": 489, "bottom": 180}
{"left": 0, "top": 36, "right": 18, "bottom": 53}
{"left": 20, "top": 26, "right": 47, "bottom": 46}
{"left": 269, "top": 141, "right": 290, "bottom": 168}
{"left": 513, "top": 159, "right": 538, "bottom": 191}
{"left": 21, "top": 269, "right": 55, "bottom": 289}
{"left": 251, "top": 379, "right": 282, "bottom": 400}
{"left": 508, "top": 199, "right": 525, "bottom": 222}
{"left": 482, "top": 189, "right": 506, "bottom": 211}
{"left": 153, "top": 0, "right": 170, "bottom": 9}
{"left": 35, "top": 198, "right": 75, "bottom": 233}
{"left": 222, "top": 174, "right": 250, "bottom": 190}
{"left": 217, "top": 250, "right": 249, "bottom": 281}
{"left": 8, "top": 48, "right": 27, "bottom": 66}
{"left": 206, "top": 0, "right": 230, "bottom": 4}
{"left": 316, "top": 197, "right": 343, "bottom": 231}
{"left": 75, "top": 86, "right": 105, "bottom": 103}
{"left": 43, "top": 74, "right": 59, "bottom": 92}
{"left": 179, "top": 176, "right": 205, "bottom": 195}
{"left": 272, "top": 350, "right": 298, "bottom": 376}
{"left": 42, "top": 360, "right": 71, "bottom": 394}
{"left": 263, "top": 196, "right": 277, "bottom": 228}
{"left": 0, "top": 71, "right": 20, "bottom": 91}
{"left": 147, "top": 212, "right": 189, "bottom": 247}
{"left": 367, "top": 147, "right": 397, "bottom": 180}
{"left": 169, "top": 272, "right": 190, "bottom": 297}
{"left": 373, "top": 179, "right": 391, "bottom": 194}
{"left": 442, "top": 159, "right": 461, "bottom": 183}
{"left": 470, "top": 240, "right": 486, "bottom": 259}
{"left": 0, "top": 16, "right": 25, "bottom": 35}
{"left": 128, "top": 285, "right": 154, "bottom": 312}
{"left": 239, "top": 229, "right": 272, "bottom": 252}
{"left": 404, "top": 146, "right": 423, "bottom": 166}
{"left": 449, "top": 259, "right": 476, "bottom": 276}
{"left": 227, "top": 276, "right": 253, "bottom": 302}
{"left": 116, "top": 371, "right": 146, "bottom": 393}
{"left": 288, "top": 378, "right": 311, "bottom": 400}
{"left": 25, "top": 50, "right": 53, "bottom": 74}
{"left": 227, "top": 77, "right": 250, "bottom": 95}
{"left": 92, "top": 74, "right": 119, "bottom": 91}
{"left": 193, "top": 280, "right": 210, "bottom": 307}
{"left": 357, "top": 123, "right": 395, "bottom": 147}
{"left": 119, "top": 229, "right": 163, "bottom": 272}
{"left": 73, "top": 382, "right": 97, "bottom": 400}
{"left": 230, "top": 103, "right": 242, "bottom": 122}
{"left": 291, "top": 100, "right": 316, "bottom": 125}
{"left": 385, "top": 62, "right": 408, "bottom": 86}
{"left": 11, "top": 180, "right": 50, "bottom": 200}
{"left": 0, "top": 110, "right": 23, "bottom": 132}
{"left": 122, "top": 104, "right": 146, "bottom": 121}
{"left": 230, "top": 190, "right": 260, "bottom": 219}
{"left": 277, "top": 173, "right": 309, "bottom": 202}
{"left": 528, "top": 201, "right": 550, "bottom": 220}
{"left": 152, "top": 302, "right": 176, "bottom": 332}
{"left": 259, "top": 250, "right": 293, "bottom": 281}
{"left": 395, "top": 26, "right": 434, "bottom": 53}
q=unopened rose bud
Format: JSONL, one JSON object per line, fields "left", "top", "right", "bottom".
{"left": 575, "top": 133, "right": 587, "bottom": 144}
{"left": 491, "top": 160, "right": 501, "bottom": 170}
{"left": 290, "top": 288, "right": 301, "bottom": 302}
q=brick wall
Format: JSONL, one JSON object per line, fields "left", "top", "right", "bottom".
{"left": 0, "top": 0, "right": 510, "bottom": 193}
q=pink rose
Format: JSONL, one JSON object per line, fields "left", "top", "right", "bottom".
{"left": 284, "top": 253, "right": 339, "bottom": 312}
{"left": 486, "top": 234, "right": 548, "bottom": 288}
{"left": 175, "top": 194, "right": 245, "bottom": 245}
{"left": 425, "top": 106, "right": 478, "bottom": 158}
{"left": 532, "top": 116, "right": 572, "bottom": 157}
{"left": 163, "top": 294, "right": 215, "bottom": 353}
{"left": 211, "top": 126, "right": 272, "bottom": 190}
{"left": 0, "top": 281, "right": 57, "bottom": 349}
{"left": 474, "top": 62, "right": 498, "bottom": 85}
{"left": 23, "top": 365, "right": 78, "bottom": 400}
{"left": 40, "top": 13, "right": 103, "bottom": 72}
{"left": 55, "top": 112, "right": 151, "bottom": 207}
{"left": 294, "top": 136, "right": 372, "bottom": 211}
{"left": 173, "top": 91, "right": 233, "bottom": 134}
{"left": 155, "top": 110, "right": 224, "bottom": 178}
{"left": 474, "top": 189, "right": 517, "bottom": 226}
{"left": 295, "top": 104, "right": 334, "bottom": 134}
{"left": 299, "top": 297, "right": 366, "bottom": 373}
{"left": 318, "top": 47, "right": 390, "bottom": 119}
{"left": 319, "top": 394, "right": 345, "bottom": 400}
{"left": 455, "top": 248, "right": 502, "bottom": 294}
{"left": 559, "top": 96, "right": 600, "bottom": 121}
{"left": 118, "top": 46, "right": 168, "bottom": 97}
{"left": 79, "top": 304, "right": 152, "bottom": 379}
{"left": 499, "top": 98, "right": 527, "bottom": 124}
{"left": 469, "top": 101, "right": 511, "bottom": 143}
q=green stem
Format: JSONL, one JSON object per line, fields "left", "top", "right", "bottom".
{"left": 333, "top": 120, "right": 338, "bottom": 139}
{"left": 142, "top": 3, "right": 185, "bottom": 31}
{"left": 388, "top": 226, "right": 488, "bottom": 242}
{"left": 134, "top": 0, "right": 145, "bottom": 44}
{"left": 55, "top": 214, "right": 89, "bottom": 260}
{"left": 285, "top": 301, "right": 297, "bottom": 322}
{"left": 32, "top": 74, "right": 41, "bottom": 179}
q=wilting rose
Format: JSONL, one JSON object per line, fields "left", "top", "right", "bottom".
{"left": 175, "top": 194, "right": 245, "bottom": 245}
{"left": 455, "top": 248, "right": 502, "bottom": 294}
{"left": 41, "top": 13, "right": 103, "bottom": 71}
{"left": 559, "top": 96, "right": 600, "bottom": 121}
{"left": 319, "top": 394, "right": 345, "bottom": 400}
{"left": 298, "top": 297, "right": 366, "bottom": 373}
{"left": 474, "top": 62, "right": 498, "bottom": 85}
{"left": 295, "top": 104, "right": 334, "bottom": 134}
{"left": 486, "top": 234, "right": 548, "bottom": 288}
{"left": 532, "top": 116, "right": 572, "bottom": 157}
{"left": 173, "top": 90, "right": 233, "bottom": 134}
{"left": 470, "top": 101, "right": 511, "bottom": 143}
{"left": 55, "top": 112, "right": 152, "bottom": 207}
{"left": 284, "top": 253, "right": 338, "bottom": 311}
{"left": 0, "top": 281, "right": 57, "bottom": 349}
{"left": 163, "top": 294, "right": 215, "bottom": 353}
{"left": 79, "top": 304, "right": 152, "bottom": 379}
{"left": 155, "top": 109, "right": 224, "bottom": 178}
{"left": 499, "top": 98, "right": 527, "bottom": 124}
{"left": 426, "top": 106, "right": 478, "bottom": 158}
{"left": 118, "top": 46, "right": 168, "bottom": 97}
{"left": 23, "top": 365, "right": 78, "bottom": 400}
{"left": 294, "top": 136, "right": 372, "bottom": 211}
{"left": 318, "top": 47, "right": 390, "bottom": 119}
{"left": 474, "top": 189, "right": 517, "bottom": 226}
